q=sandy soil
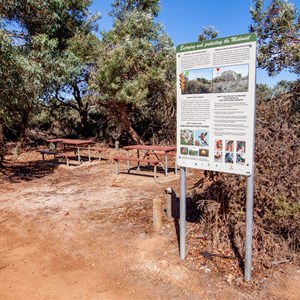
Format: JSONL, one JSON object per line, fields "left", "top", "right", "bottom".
{"left": 0, "top": 148, "right": 299, "bottom": 300}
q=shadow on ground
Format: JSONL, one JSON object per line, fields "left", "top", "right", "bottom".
{"left": 0, "top": 160, "right": 58, "bottom": 183}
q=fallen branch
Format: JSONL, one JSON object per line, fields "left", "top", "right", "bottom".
{"left": 271, "top": 260, "right": 291, "bottom": 266}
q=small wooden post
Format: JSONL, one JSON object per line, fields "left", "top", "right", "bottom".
{"left": 165, "top": 187, "right": 176, "bottom": 219}
{"left": 153, "top": 198, "right": 163, "bottom": 233}
{"left": 165, "top": 187, "right": 173, "bottom": 219}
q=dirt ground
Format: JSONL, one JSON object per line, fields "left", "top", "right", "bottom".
{"left": 0, "top": 147, "right": 299, "bottom": 300}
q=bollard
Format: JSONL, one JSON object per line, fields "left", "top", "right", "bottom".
{"left": 153, "top": 198, "right": 163, "bottom": 233}
{"left": 165, "top": 187, "right": 176, "bottom": 219}
{"left": 165, "top": 187, "right": 173, "bottom": 219}
{"left": 13, "top": 146, "right": 20, "bottom": 156}
{"left": 49, "top": 142, "right": 56, "bottom": 150}
{"left": 115, "top": 141, "right": 119, "bottom": 150}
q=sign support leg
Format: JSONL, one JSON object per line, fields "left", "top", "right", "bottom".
{"left": 180, "top": 167, "right": 186, "bottom": 260}
{"left": 245, "top": 173, "right": 254, "bottom": 282}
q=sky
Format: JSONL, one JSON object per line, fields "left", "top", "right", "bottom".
{"left": 90, "top": 0, "right": 300, "bottom": 88}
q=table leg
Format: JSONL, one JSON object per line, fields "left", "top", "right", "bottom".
{"left": 77, "top": 147, "right": 81, "bottom": 162}
{"left": 153, "top": 151, "right": 164, "bottom": 174}
{"left": 137, "top": 149, "right": 140, "bottom": 171}
{"left": 165, "top": 154, "right": 168, "bottom": 177}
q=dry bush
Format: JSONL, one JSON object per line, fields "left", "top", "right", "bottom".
{"left": 184, "top": 79, "right": 212, "bottom": 94}
{"left": 192, "top": 87, "right": 300, "bottom": 271}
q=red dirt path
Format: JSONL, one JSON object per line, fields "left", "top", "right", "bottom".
{"left": 0, "top": 149, "right": 299, "bottom": 299}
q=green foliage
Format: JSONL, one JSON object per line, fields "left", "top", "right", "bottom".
{"left": 0, "top": 0, "right": 99, "bottom": 144}
{"left": 91, "top": 2, "right": 176, "bottom": 142}
{"left": 110, "top": 0, "right": 160, "bottom": 20}
{"left": 256, "top": 80, "right": 296, "bottom": 104}
{"left": 256, "top": 83, "right": 273, "bottom": 102}
{"left": 96, "top": 10, "right": 174, "bottom": 103}
{"left": 67, "top": 31, "right": 100, "bottom": 64}
{"left": 198, "top": 25, "right": 219, "bottom": 42}
{"left": 250, "top": 0, "right": 300, "bottom": 76}
{"left": 0, "top": 29, "right": 19, "bottom": 120}
{"left": 94, "top": 3, "right": 175, "bottom": 104}
{"left": 273, "top": 194, "right": 300, "bottom": 219}
{"left": 0, "top": 0, "right": 98, "bottom": 49}
{"left": 272, "top": 80, "right": 294, "bottom": 97}
{"left": 184, "top": 79, "right": 212, "bottom": 94}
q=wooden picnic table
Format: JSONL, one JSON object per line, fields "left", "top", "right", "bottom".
{"left": 46, "top": 138, "right": 95, "bottom": 163}
{"left": 123, "top": 145, "right": 177, "bottom": 177}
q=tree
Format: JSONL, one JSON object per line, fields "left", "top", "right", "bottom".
{"left": 256, "top": 83, "right": 273, "bottom": 103}
{"left": 0, "top": 32, "right": 79, "bottom": 145}
{"left": 272, "top": 80, "right": 294, "bottom": 97}
{"left": 109, "top": 0, "right": 160, "bottom": 21}
{"left": 0, "top": 0, "right": 97, "bottom": 163}
{"left": 198, "top": 25, "right": 219, "bottom": 42}
{"left": 0, "top": 0, "right": 97, "bottom": 50}
{"left": 250, "top": 0, "right": 300, "bottom": 76}
{"left": 91, "top": 0, "right": 176, "bottom": 144}
{"left": 49, "top": 31, "right": 101, "bottom": 138}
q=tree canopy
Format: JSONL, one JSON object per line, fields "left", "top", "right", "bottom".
{"left": 0, "top": 0, "right": 99, "bottom": 145}
{"left": 90, "top": 0, "right": 176, "bottom": 143}
{"left": 0, "top": 0, "right": 299, "bottom": 147}
{"left": 250, "top": 0, "right": 300, "bottom": 76}
{"left": 198, "top": 25, "right": 219, "bottom": 41}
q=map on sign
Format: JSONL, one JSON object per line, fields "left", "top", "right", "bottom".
{"left": 176, "top": 33, "right": 257, "bottom": 176}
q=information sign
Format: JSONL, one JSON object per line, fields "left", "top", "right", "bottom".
{"left": 176, "top": 33, "right": 256, "bottom": 175}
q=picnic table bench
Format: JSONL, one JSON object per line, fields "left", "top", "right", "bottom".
{"left": 113, "top": 156, "right": 160, "bottom": 181}
{"left": 146, "top": 150, "right": 178, "bottom": 175}
{"left": 55, "top": 152, "right": 80, "bottom": 166}
{"left": 36, "top": 149, "right": 58, "bottom": 161}
{"left": 123, "top": 145, "right": 177, "bottom": 177}
{"left": 76, "top": 146, "right": 107, "bottom": 161}
{"left": 37, "top": 149, "right": 80, "bottom": 166}
{"left": 46, "top": 138, "right": 100, "bottom": 163}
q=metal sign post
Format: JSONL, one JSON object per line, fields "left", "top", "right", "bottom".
{"left": 245, "top": 174, "right": 254, "bottom": 281}
{"left": 179, "top": 166, "right": 187, "bottom": 260}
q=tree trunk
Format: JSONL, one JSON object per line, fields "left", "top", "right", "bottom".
{"left": 19, "top": 109, "right": 30, "bottom": 146}
{"left": 0, "top": 122, "right": 4, "bottom": 168}
{"left": 79, "top": 109, "right": 89, "bottom": 137}
{"left": 73, "top": 83, "right": 89, "bottom": 137}
{"left": 114, "top": 101, "right": 144, "bottom": 145}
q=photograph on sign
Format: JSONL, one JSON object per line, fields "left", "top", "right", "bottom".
{"left": 176, "top": 33, "right": 256, "bottom": 175}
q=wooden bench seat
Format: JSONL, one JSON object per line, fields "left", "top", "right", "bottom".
{"left": 36, "top": 149, "right": 58, "bottom": 161}
{"left": 153, "top": 151, "right": 175, "bottom": 156}
{"left": 113, "top": 156, "right": 160, "bottom": 181}
{"left": 69, "top": 146, "right": 107, "bottom": 161}
{"left": 55, "top": 152, "right": 79, "bottom": 166}
{"left": 79, "top": 147, "right": 106, "bottom": 152}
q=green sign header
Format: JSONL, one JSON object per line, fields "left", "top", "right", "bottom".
{"left": 176, "top": 33, "right": 256, "bottom": 53}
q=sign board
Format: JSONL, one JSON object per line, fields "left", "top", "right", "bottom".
{"left": 176, "top": 33, "right": 256, "bottom": 175}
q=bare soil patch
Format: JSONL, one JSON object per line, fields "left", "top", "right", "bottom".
{"left": 0, "top": 148, "right": 299, "bottom": 299}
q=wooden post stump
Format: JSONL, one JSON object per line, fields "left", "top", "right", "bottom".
{"left": 165, "top": 187, "right": 176, "bottom": 219}
{"left": 153, "top": 198, "right": 163, "bottom": 233}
